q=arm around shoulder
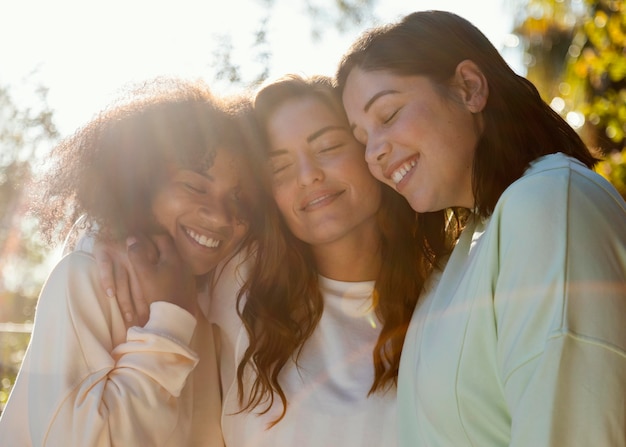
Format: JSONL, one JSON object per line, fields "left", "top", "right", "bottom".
{"left": 0, "top": 251, "right": 202, "bottom": 446}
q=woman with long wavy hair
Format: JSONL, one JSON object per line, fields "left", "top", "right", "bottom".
{"left": 213, "top": 74, "right": 454, "bottom": 446}
{"left": 97, "top": 74, "right": 454, "bottom": 446}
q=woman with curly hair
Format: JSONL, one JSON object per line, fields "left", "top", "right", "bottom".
{"left": 0, "top": 78, "right": 268, "bottom": 446}
{"left": 120, "top": 74, "right": 453, "bottom": 446}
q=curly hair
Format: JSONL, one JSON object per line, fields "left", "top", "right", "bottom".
{"left": 235, "top": 74, "right": 453, "bottom": 425}
{"left": 32, "top": 77, "right": 264, "bottom": 247}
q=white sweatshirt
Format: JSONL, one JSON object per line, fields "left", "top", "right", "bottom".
{"left": 209, "top": 258, "right": 398, "bottom": 447}
{"left": 0, "top": 250, "right": 224, "bottom": 446}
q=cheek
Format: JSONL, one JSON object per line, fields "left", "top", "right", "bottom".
{"left": 153, "top": 207, "right": 177, "bottom": 234}
{"left": 366, "top": 162, "right": 389, "bottom": 186}
{"left": 346, "top": 160, "right": 384, "bottom": 209}
{"left": 151, "top": 194, "right": 171, "bottom": 227}
{"left": 151, "top": 191, "right": 184, "bottom": 233}
{"left": 272, "top": 186, "right": 294, "bottom": 220}
{"left": 231, "top": 222, "right": 250, "bottom": 247}
{"left": 364, "top": 177, "right": 383, "bottom": 211}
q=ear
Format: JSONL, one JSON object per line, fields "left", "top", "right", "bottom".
{"left": 454, "top": 60, "right": 488, "bottom": 113}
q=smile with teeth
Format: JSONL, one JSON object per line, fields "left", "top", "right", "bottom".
{"left": 391, "top": 159, "right": 417, "bottom": 184}
{"left": 186, "top": 228, "right": 221, "bottom": 248}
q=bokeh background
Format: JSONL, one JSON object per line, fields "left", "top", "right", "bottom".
{"left": 1, "top": 0, "right": 624, "bottom": 412}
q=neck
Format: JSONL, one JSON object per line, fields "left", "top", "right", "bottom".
{"left": 311, "top": 224, "right": 381, "bottom": 282}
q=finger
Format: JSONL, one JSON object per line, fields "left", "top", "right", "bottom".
{"left": 93, "top": 243, "right": 116, "bottom": 299}
{"left": 127, "top": 262, "right": 151, "bottom": 327}
{"left": 126, "top": 235, "right": 161, "bottom": 325}
{"left": 126, "top": 233, "right": 155, "bottom": 325}
{"left": 134, "top": 295, "right": 150, "bottom": 327}
{"left": 150, "top": 233, "right": 179, "bottom": 262}
{"left": 113, "top": 259, "right": 136, "bottom": 327}
{"left": 126, "top": 235, "right": 156, "bottom": 281}
{"left": 141, "top": 233, "right": 160, "bottom": 264}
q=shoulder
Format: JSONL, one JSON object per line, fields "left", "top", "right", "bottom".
{"left": 43, "top": 250, "right": 100, "bottom": 294}
{"left": 495, "top": 153, "right": 625, "bottom": 222}
{"left": 44, "top": 250, "right": 97, "bottom": 286}
{"left": 38, "top": 251, "right": 115, "bottom": 321}
{"left": 28, "top": 251, "right": 126, "bottom": 357}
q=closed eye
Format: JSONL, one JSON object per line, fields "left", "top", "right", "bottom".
{"left": 272, "top": 163, "right": 292, "bottom": 175}
{"left": 183, "top": 182, "right": 206, "bottom": 194}
{"left": 319, "top": 143, "right": 342, "bottom": 153}
{"left": 384, "top": 109, "right": 398, "bottom": 124}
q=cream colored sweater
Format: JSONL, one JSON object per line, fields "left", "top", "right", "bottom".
{"left": 0, "top": 251, "right": 224, "bottom": 446}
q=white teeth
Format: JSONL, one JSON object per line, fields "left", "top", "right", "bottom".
{"left": 306, "top": 194, "right": 332, "bottom": 208}
{"left": 391, "top": 160, "right": 417, "bottom": 184}
{"left": 186, "top": 229, "right": 221, "bottom": 248}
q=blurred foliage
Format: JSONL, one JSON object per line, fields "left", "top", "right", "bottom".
{"left": 0, "top": 81, "right": 59, "bottom": 411}
{"left": 0, "top": 329, "right": 31, "bottom": 411}
{"left": 3, "top": 0, "right": 624, "bottom": 415}
{"left": 0, "top": 0, "right": 379, "bottom": 414}
{"left": 513, "top": 0, "right": 626, "bottom": 196}
{"left": 595, "top": 149, "right": 626, "bottom": 196}
{"left": 211, "top": 0, "right": 377, "bottom": 88}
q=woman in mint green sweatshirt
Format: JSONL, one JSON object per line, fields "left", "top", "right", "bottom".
{"left": 337, "top": 9, "right": 626, "bottom": 447}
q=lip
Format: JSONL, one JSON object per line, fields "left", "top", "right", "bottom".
{"left": 183, "top": 226, "right": 226, "bottom": 250}
{"left": 299, "top": 188, "right": 345, "bottom": 211}
{"left": 384, "top": 155, "right": 419, "bottom": 190}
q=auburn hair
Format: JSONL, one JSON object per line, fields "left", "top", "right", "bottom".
{"left": 235, "top": 74, "right": 453, "bottom": 425}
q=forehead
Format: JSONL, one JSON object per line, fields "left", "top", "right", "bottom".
{"left": 266, "top": 96, "right": 346, "bottom": 145}
{"left": 207, "top": 146, "right": 263, "bottom": 197}
{"left": 203, "top": 147, "right": 243, "bottom": 183}
{"left": 343, "top": 69, "right": 394, "bottom": 109}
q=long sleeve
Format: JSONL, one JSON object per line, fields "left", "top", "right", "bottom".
{"left": 493, "top": 158, "right": 626, "bottom": 446}
{"left": 0, "top": 251, "right": 202, "bottom": 446}
{"left": 397, "top": 154, "right": 626, "bottom": 447}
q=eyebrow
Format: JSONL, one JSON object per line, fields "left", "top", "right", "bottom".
{"left": 268, "top": 149, "right": 288, "bottom": 158}
{"left": 307, "top": 125, "right": 346, "bottom": 143}
{"left": 268, "top": 125, "right": 346, "bottom": 157}
{"left": 350, "top": 89, "right": 398, "bottom": 131}
{"left": 176, "top": 166, "right": 215, "bottom": 182}
{"left": 364, "top": 89, "right": 398, "bottom": 113}
{"left": 189, "top": 169, "right": 214, "bottom": 182}
{"left": 200, "top": 172, "right": 214, "bottom": 181}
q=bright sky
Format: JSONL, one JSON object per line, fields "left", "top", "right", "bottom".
{"left": 1, "top": 0, "right": 519, "bottom": 137}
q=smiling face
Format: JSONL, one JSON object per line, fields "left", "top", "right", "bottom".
{"left": 342, "top": 66, "right": 484, "bottom": 213}
{"left": 151, "top": 148, "right": 251, "bottom": 276}
{"left": 267, "top": 95, "right": 382, "bottom": 248}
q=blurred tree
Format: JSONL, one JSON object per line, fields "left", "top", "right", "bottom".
{"left": 0, "top": 0, "right": 379, "bottom": 413}
{"left": 513, "top": 0, "right": 626, "bottom": 197}
{"left": 0, "top": 81, "right": 59, "bottom": 411}
{"left": 211, "top": 0, "right": 377, "bottom": 88}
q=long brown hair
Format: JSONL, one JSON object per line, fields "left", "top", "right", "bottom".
{"left": 336, "top": 10, "right": 597, "bottom": 218}
{"left": 235, "top": 74, "right": 451, "bottom": 424}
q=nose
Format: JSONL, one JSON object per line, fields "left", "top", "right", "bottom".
{"left": 197, "top": 196, "right": 232, "bottom": 230}
{"left": 296, "top": 154, "right": 325, "bottom": 187}
{"left": 364, "top": 134, "right": 391, "bottom": 166}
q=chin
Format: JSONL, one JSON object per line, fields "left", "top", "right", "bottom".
{"left": 406, "top": 197, "right": 429, "bottom": 213}
{"left": 187, "top": 260, "right": 212, "bottom": 277}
